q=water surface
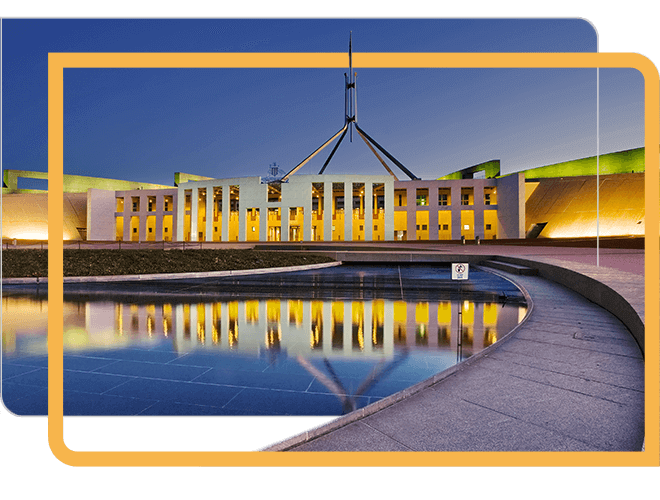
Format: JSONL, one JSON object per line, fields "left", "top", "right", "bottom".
{"left": 2, "top": 265, "right": 527, "bottom": 416}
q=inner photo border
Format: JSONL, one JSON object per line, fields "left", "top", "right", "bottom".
{"left": 48, "top": 51, "right": 659, "bottom": 466}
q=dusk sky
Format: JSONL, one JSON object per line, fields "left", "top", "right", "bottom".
{"left": 2, "top": 19, "right": 645, "bottom": 186}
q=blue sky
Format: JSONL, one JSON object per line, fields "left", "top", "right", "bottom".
{"left": 2, "top": 19, "right": 645, "bottom": 186}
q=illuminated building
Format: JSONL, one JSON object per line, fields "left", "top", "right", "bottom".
{"left": 2, "top": 145, "right": 647, "bottom": 242}
{"left": 1, "top": 34, "right": 648, "bottom": 243}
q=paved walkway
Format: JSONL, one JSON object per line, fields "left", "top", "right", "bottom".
{"left": 267, "top": 265, "right": 645, "bottom": 451}
{"left": 3, "top": 241, "right": 647, "bottom": 450}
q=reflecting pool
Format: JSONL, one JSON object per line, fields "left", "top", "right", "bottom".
{"left": 2, "top": 265, "right": 527, "bottom": 416}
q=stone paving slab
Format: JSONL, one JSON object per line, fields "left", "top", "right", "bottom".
{"left": 268, "top": 266, "right": 645, "bottom": 452}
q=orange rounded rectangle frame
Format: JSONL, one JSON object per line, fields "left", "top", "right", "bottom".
{"left": 48, "top": 52, "right": 659, "bottom": 467}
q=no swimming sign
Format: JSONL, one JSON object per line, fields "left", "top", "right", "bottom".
{"left": 452, "top": 263, "right": 469, "bottom": 280}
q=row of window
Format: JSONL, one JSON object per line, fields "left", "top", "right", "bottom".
{"left": 415, "top": 224, "right": 492, "bottom": 231}
{"left": 403, "top": 187, "right": 497, "bottom": 207}
{"left": 117, "top": 188, "right": 496, "bottom": 214}
{"left": 117, "top": 196, "right": 174, "bottom": 213}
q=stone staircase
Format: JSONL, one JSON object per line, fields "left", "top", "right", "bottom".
{"left": 480, "top": 259, "right": 538, "bottom": 275}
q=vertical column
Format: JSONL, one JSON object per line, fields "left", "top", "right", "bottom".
{"left": 428, "top": 302, "right": 439, "bottom": 348}
{"left": 155, "top": 195, "right": 163, "bottom": 242}
{"left": 190, "top": 186, "right": 198, "bottom": 241}
{"left": 384, "top": 300, "right": 394, "bottom": 356}
{"left": 260, "top": 204, "right": 268, "bottom": 242}
{"left": 364, "top": 181, "right": 373, "bottom": 241}
{"left": 428, "top": 184, "right": 439, "bottom": 241}
{"left": 451, "top": 185, "right": 462, "bottom": 241}
{"left": 323, "top": 301, "right": 332, "bottom": 355}
{"left": 363, "top": 300, "right": 373, "bottom": 355}
{"left": 407, "top": 186, "right": 416, "bottom": 241}
{"left": 473, "top": 303, "right": 484, "bottom": 352}
{"left": 139, "top": 194, "right": 147, "bottom": 242}
{"left": 473, "top": 184, "right": 485, "bottom": 240}
{"left": 221, "top": 185, "right": 230, "bottom": 242}
{"left": 324, "top": 181, "right": 333, "bottom": 241}
{"left": 176, "top": 187, "right": 185, "bottom": 242}
{"left": 189, "top": 304, "right": 198, "bottom": 345}
{"left": 343, "top": 300, "right": 352, "bottom": 356}
{"left": 281, "top": 206, "right": 289, "bottom": 242}
{"left": 303, "top": 182, "right": 313, "bottom": 242}
{"left": 123, "top": 201, "right": 131, "bottom": 241}
{"left": 172, "top": 191, "right": 179, "bottom": 242}
{"left": 384, "top": 181, "right": 394, "bottom": 241}
{"left": 221, "top": 302, "right": 230, "bottom": 348}
{"left": 344, "top": 181, "right": 352, "bottom": 241}
{"left": 174, "top": 304, "right": 185, "bottom": 353}
{"left": 206, "top": 185, "right": 213, "bottom": 242}
{"left": 205, "top": 304, "right": 213, "bottom": 346}
{"left": 238, "top": 198, "right": 246, "bottom": 243}
{"left": 302, "top": 301, "right": 311, "bottom": 348}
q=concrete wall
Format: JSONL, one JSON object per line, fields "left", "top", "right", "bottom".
{"left": 393, "top": 177, "right": 518, "bottom": 241}
{"left": 2, "top": 169, "right": 171, "bottom": 194}
{"left": 111, "top": 188, "right": 178, "bottom": 242}
{"left": 525, "top": 172, "right": 645, "bottom": 238}
{"left": 86, "top": 189, "right": 117, "bottom": 241}
{"left": 173, "top": 174, "right": 394, "bottom": 243}
{"left": 494, "top": 256, "right": 644, "bottom": 354}
{"left": 496, "top": 173, "right": 525, "bottom": 239}
{"left": 2, "top": 192, "right": 87, "bottom": 240}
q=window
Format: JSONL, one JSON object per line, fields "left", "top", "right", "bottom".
{"left": 374, "top": 225, "right": 378, "bottom": 231}
{"left": 416, "top": 225, "right": 420, "bottom": 230}
{"left": 359, "top": 225, "right": 364, "bottom": 231}
{"left": 148, "top": 227, "right": 152, "bottom": 233}
{"left": 132, "top": 197, "right": 140, "bottom": 211}
{"left": 461, "top": 188, "right": 473, "bottom": 206}
{"left": 422, "top": 225, "right": 427, "bottom": 230}
{"left": 394, "top": 189, "right": 407, "bottom": 207}
{"left": 486, "top": 224, "right": 492, "bottom": 230}
{"left": 484, "top": 187, "right": 497, "bottom": 205}
{"left": 164, "top": 227, "right": 169, "bottom": 233}
{"left": 443, "top": 224, "right": 449, "bottom": 230}
{"left": 416, "top": 188, "right": 429, "bottom": 206}
{"left": 148, "top": 196, "right": 156, "bottom": 212}
{"left": 438, "top": 188, "right": 451, "bottom": 206}
{"left": 133, "top": 228, "right": 137, "bottom": 233}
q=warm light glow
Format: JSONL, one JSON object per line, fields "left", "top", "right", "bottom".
{"left": 9, "top": 231, "right": 49, "bottom": 240}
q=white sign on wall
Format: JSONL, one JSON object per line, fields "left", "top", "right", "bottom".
{"left": 452, "top": 263, "right": 469, "bottom": 280}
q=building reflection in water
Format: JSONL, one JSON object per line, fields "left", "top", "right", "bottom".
{"left": 3, "top": 295, "right": 526, "bottom": 360}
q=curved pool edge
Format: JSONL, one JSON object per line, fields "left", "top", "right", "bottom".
{"left": 262, "top": 266, "right": 535, "bottom": 452}
{"left": 1, "top": 260, "right": 343, "bottom": 285}
{"left": 490, "top": 256, "right": 644, "bottom": 355}
{"left": 262, "top": 255, "right": 646, "bottom": 452}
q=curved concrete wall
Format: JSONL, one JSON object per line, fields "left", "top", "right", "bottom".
{"left": 493, "top": 255, "right": 644, "bottom": 355}
{"left": 1, "top": 192, "right": 87, "bottom": 240}
{"left": 525, "top": 172, "right": 645, "bottom": 238}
